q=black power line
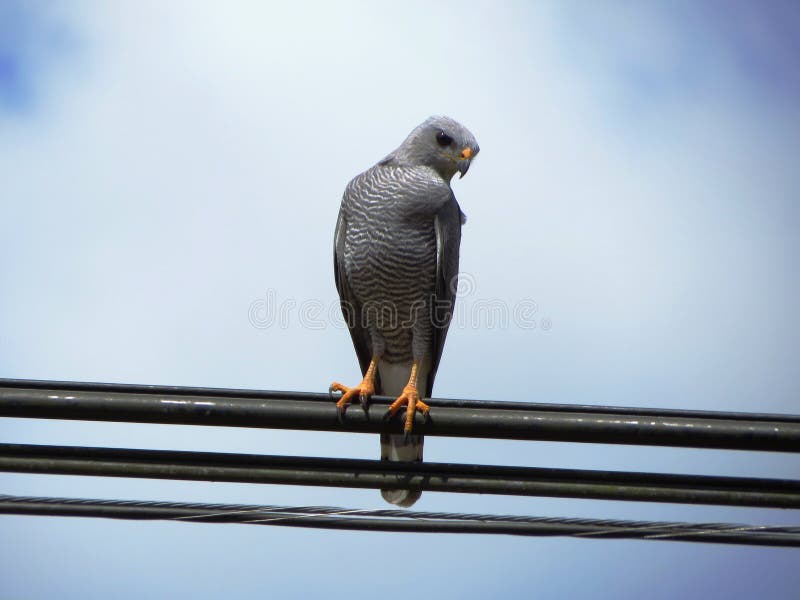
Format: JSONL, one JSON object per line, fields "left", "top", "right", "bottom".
{"left": 2, "top": 494, "right": 798, "bottom": 547}
{"left": 4, "top": 377, "right": 800, "bottom": 422}
{"left": 2, "top": 443, "right": 799, "bottom": 508}
{"left": 2, "top": 379, "right": 799, "bottom": 451}
{"left": 2, "top": 378, "right": 798, "bottom": 548}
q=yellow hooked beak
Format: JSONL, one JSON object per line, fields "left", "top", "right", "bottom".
{"left": 457, "top": 146, "right": 474, "bottom": 178}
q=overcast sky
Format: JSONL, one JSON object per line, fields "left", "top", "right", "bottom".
{"left": 1, "top": 1, "right": 799, "bottom": 598}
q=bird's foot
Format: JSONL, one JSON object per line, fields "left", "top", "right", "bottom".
{"left": 329, "top": 378, "right": 375, "bottom": 421}
{"left": 385, "top": 385, "right": 430, "bottom": 437}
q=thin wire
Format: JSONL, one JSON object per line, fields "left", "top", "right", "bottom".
{"left": 1, "top": 494, "right": 798, "bottom": 547}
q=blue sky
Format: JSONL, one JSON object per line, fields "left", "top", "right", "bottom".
{"left": 1, "top": 1, "right": 799, "bottom": 598}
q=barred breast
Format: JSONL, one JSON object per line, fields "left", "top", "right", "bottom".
{"left": 342, "top": 164, "right": 448, "bottom": 363}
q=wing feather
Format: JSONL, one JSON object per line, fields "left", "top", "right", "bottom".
{"left": 426, "top": 195, "right": 463, "bottom": 395}
{"left": 333, "top": 207, "right": 379, "bottom": 386}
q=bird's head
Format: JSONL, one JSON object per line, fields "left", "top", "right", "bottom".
{"left": 390, "top": 115, "right": 479, "bottom": 181}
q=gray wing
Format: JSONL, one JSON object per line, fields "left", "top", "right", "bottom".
{"left": 426, "top": 195, "right": 464, "bottom": 395}
{"left": 333, "top": 207, "right": 375, "bottom": 380}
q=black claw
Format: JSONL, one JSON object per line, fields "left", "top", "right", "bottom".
{"left": 337, "top": 405, "right": 346, "bottom": 423}
{"left": 359, "top": 395, "right": 370, "bottom": 413}
{"left": 403, "top": 430, "right": 411, "bottom": 443}
{"left": 383, "top": 409, "right": 393, "bottom": 422}
{"left": 422, "top": 410, "right": 431, "bottom": 424}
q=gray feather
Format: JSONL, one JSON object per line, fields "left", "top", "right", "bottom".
{"left": 334, "top": 209, "right": 376, "bottom": 382}
{"left": 428, "top": 198, "right": 463, "bottom": 395}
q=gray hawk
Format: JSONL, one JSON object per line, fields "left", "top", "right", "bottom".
{"left": 329, "top": 115, "right": 479, "bottom": 507}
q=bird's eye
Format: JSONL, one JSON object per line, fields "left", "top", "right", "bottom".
{"left": 436, "top": 130, "right": 453, "bottom": 147}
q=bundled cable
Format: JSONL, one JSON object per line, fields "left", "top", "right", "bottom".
{"left": 1, "top": 494, "right": 798, "bottom": 547}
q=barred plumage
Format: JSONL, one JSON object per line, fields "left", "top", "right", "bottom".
{"left": 343, "top": 166, "right": 444, "bottom": 363}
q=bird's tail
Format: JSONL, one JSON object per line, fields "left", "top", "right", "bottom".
{"left": 379, "top": 433, "right": 423, "bottom": 507}
{"left": 377, "top": 362, "right": 425, "bottom": 508}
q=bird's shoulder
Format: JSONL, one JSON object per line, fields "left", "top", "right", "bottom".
{"left": 344, "top": 163, "right": 452, "bottom": 205}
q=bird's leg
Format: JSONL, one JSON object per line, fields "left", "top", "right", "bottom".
{"left": 385, "top": 360, "right": 430, "bottom": 436}
{"left": 329, "top": 355, "right": 380, "bottom": 421}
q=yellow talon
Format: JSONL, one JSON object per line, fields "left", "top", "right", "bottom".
{"left": 384, "top": 359, "right": 429, "bottom": 434}
{"left": 329, "top": 356, "right": 380, "bottom": 419}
